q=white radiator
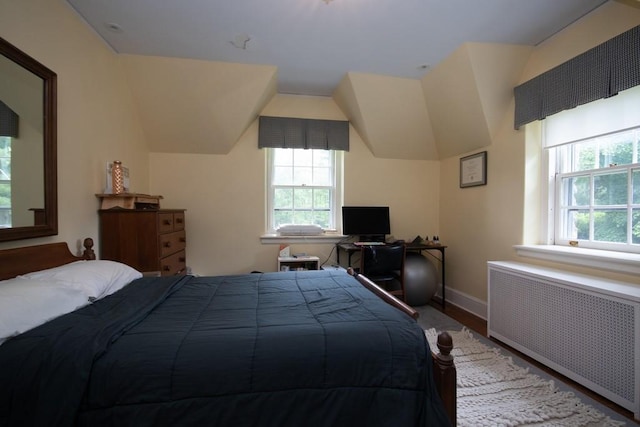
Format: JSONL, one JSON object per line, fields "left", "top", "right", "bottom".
{"left": 487, "top": 261, "right": 640, "bottom": 421}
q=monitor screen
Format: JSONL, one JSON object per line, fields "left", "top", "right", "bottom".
{"left": 342, "top": 206, "right": 390, "bottom": 239}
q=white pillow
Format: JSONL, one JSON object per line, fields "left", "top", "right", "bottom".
{"left": 0, "top": 278, "right": 90, "bottom": 343}
{"left": 20, "top": 260, "right": 142, "bottom": 300}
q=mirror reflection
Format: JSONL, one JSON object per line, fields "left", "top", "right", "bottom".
{"left": 0, "top": 37, "right": 57, "bottom": 242}
{"left": 0, "top": 53, "right": 45, "bottom": 228}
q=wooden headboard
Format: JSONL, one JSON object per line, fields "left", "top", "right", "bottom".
{"left": 0, "top": 238, "right": 95, "bottom": 281}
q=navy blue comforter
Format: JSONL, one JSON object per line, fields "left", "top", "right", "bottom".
{"left": 0, "top": 270, "right": 449, "bottom": 426}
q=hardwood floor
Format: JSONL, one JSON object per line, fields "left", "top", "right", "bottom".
{"left": 428, "top": 300, "right": 638, "bottom": 424}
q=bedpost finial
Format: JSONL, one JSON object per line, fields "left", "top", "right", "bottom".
{"left": 437, "top": 331, "right": 453, "bottom": 358}
{"left": 83, "top": 238, "right": 96, "bottom": 260}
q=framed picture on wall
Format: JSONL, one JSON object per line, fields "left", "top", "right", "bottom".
{"left": 459, "top": 151, "right": 487, "bottom": 188}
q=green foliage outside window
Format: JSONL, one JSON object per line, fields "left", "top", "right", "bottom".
{"left": 271, "top": 148, "right": 334, "bottom": 230}
{"left": 561, "top": 131, "right": 640, "bottom": 245}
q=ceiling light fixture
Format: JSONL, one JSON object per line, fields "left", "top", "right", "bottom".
{"left": 104, "top": 22, "right": 123, "bottom": 33}
{"left": 231, "top": 34, "right": 251, "bottom": 50}
{"left": 322, "top": 0, "right": 334, "bottom": 4}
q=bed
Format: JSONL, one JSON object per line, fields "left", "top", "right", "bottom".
{"left": 0, "top": 239, "right": 455, "bottom": 426}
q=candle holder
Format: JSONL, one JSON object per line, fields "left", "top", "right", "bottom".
{"left": 111, "top": 160, "right": 124, "bottom": 194}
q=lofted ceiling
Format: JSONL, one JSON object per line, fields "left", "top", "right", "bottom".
{"left": 63, "top": 0, "right": 627, "bottom": 159}
{"left": 66, "top": 0, "right": 608, "bottom": 97}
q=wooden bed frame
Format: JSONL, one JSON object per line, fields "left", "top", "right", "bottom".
{"left": 0, "top": 239, "right": 456, "bottom": 426}
{"left": 350, "top": 269, "right": 456, "bottom": 425}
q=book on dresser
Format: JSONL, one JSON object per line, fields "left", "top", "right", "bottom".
{"left": 99, "top": 209, "right": 187, "bottom": 276}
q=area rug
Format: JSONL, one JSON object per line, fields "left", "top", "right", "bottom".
{"left": 425, "top": 328, "right": 626, "bottom": 427}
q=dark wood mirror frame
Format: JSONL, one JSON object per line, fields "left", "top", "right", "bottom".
{"left": 0, "top": 37, "right": 57, "bottom": 242}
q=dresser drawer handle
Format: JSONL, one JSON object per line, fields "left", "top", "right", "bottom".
{"left": 163, "top": 219, "right": 172, "bottom": 226}
{"left": 179, "top": 257, "right": 186, "bottom": 262}
{"left": 176, "top": 218, "right": 183, "bottom": 224}
{"left": 163, "top": 265, "right": 171, "bottom": 272}
{"left": 179, "top": 237, "right": 186, "bottom": 243}
{"left": 163, "top": 241, "right": 172, "bottom": 248}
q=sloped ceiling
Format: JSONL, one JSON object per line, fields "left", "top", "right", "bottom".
{"left": 421, "top": 43, "right": 532, "bottom": 158}
{"left": 119, "top": 41, "right": 533, "bottom": 159}
{"left": 66, "top": 0, "right": 608, "bottom": 96}
{"left": 121, "top": 54, "right": 277, "bottom": 154}
{"left": 334, "top": 73, "right": 438, "bottom": 160}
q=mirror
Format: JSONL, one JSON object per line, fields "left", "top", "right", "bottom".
{"left": 0, "top": 37, "right": 57, "bottom": 242}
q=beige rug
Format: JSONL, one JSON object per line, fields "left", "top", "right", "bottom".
{"left": 425, "top": 328, "right": 626, "bottom": 427}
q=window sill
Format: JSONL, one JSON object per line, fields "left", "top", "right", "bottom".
{"left": 514, "top": 244, "right": 640, "bottom": 275}
{"left": 261, "top": 233, "right": 347, "bottom": 245}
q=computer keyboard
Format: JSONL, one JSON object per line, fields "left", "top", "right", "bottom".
{"left": 354, "top": 241, "right": 386, "bottom": 246}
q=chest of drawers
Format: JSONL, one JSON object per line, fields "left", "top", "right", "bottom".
{"left": 99, "top": 209, "right": 187, "bottom": 276}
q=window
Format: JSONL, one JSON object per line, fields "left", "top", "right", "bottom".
{"left": 544, "top": 86, "right": 640, "bottom": 253}
{"left": 551, "top": 128, "right": 640, "bottom": 252}
{"left": 0, "top": 137, "right": 11, "bottom": 228}
{"left": 266, "top": 148, "right": 342, "bottom": 233}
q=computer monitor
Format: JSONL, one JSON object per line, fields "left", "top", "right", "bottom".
{"left": 342, "top": 206, "right": 390, "bottom": 241}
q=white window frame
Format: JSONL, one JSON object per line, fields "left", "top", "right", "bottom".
{"left": 548, "top": 130, "right": 640, "bottom": 254}
{"left": 265, "top": 147, "right": 343, "bottom": 235}
{"left": 516, "top": 87, "right": 640, "bottom": 274}
{"left": 0, "top": 136, "right": 11, "bottom": 228}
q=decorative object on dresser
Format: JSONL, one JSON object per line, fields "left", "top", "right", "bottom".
{"left": 99, "top": 209, "right": 187, "bottom": 276}
{"left": 110, "top": 161, "right": 125, "bottom": 194}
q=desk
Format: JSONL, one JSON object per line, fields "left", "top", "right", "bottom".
{"left": 336, "top": 242, "right": 447, "bottom": 308}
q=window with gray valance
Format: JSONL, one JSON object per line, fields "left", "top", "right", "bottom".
{"left": 0, "top": 101, "right": 19, "bottom": 138}
{"left": 514, "top": 25, "right": 640, "bottom": 130}
{"left": 258, "top": 116, "right": 349, "bottom": 151}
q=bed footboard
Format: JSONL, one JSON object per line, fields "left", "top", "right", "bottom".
{"left": 432, "top": 331, "right": 456, "bottom": 425}
{"left": 352, "top": 271, "right": 456, "bottom": 426}
{"left": 351, "top": 270, "right": 419, "bottom": 319}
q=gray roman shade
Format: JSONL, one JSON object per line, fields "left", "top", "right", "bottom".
{"left": 514, "top": 25, "right": 640, "bottom": 130}
{"left": 258, "top": 116, "right": 349, "bottom": 151}
{"left": 0, "top": 100, "right": 19, "bottom": 138}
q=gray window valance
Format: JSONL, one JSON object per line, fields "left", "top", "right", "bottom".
{"left": 514, "top": 25, "right": 640, "bottom": 130}
{"left": 0, "top": 100, "right": 19, "bottom": 138}
{"left": 258, "top": 116, "right": 349, "bottom": 151}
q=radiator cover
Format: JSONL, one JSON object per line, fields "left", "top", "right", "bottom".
{"left": 487, "top": 261, "right": 640, "bottom": 421}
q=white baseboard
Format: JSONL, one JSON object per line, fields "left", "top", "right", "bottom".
{"left": 433, "top": 288, "right": 487, "bottom": 321}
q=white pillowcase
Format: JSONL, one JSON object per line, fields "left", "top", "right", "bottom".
{"left": 0, "top": 278, "right": 90, "bottom": 343}
{"left": 20, "top": 260, "right": 142, "bottom": 300}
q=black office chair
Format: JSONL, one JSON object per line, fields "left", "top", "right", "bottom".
{"left": 360, "top": 243, "right": 406, "bottom": 301}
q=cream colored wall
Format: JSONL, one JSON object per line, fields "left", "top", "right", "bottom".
{"left": 150, "top": 94, "right": 440, "bottom": 275}
{"left": 439, "top": 2, "right": 640, "bottom": 306}
{"left": 335, "top": 73, "right": 439, "bottom": 160}
{"left": 3, "top": 0, "right": 638, "bottom": 296}
{"left": 0, "top": 0, "right": 150, "bottom": 252}
{"left": 516, "top": 2, "right": 640, "bottom": 285}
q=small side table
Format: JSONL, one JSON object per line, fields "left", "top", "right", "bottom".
{"left": 277, "top": 256, "right": 320, "bottom": 271}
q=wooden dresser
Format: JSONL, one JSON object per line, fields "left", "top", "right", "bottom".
{"left": 99, "top": 209, "right": 187, "bottom": 276}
